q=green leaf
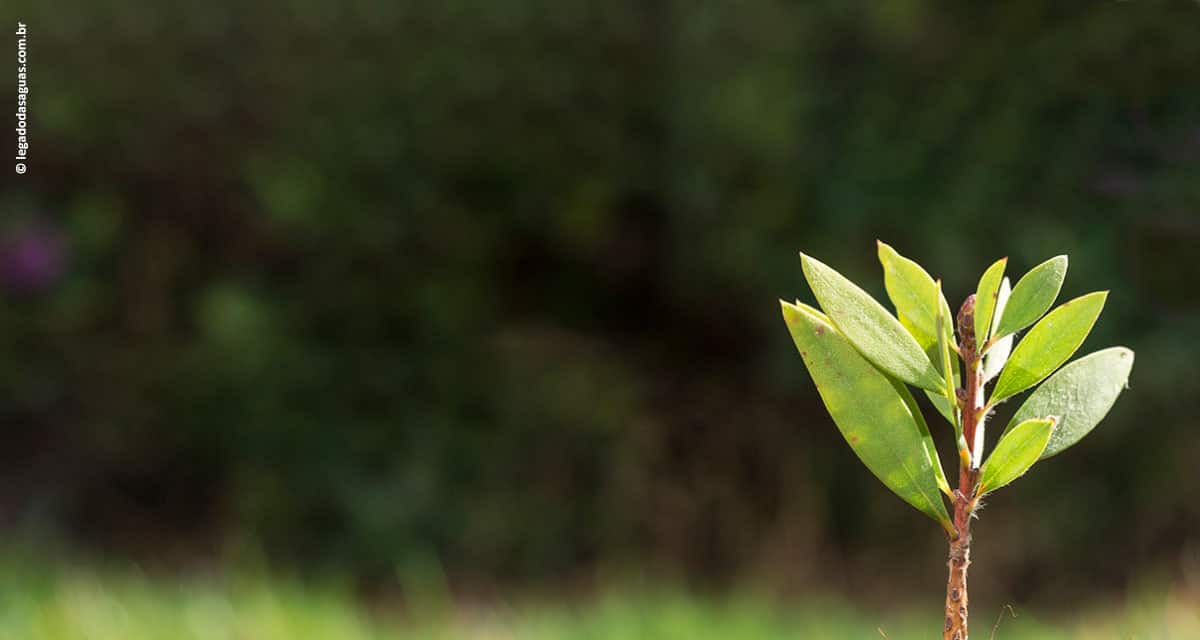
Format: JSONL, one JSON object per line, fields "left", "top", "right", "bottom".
{"left": 993, "top": 255, "right": 1068, "bottom": 340}
{"left": 990, "top": 291, "right": 1108, "bottom": 402}
{"left": 978, "top": 417, "right": 1056, "bottom": 494}
{"left": 877, "top": 241, "right": 956, "bottom": 351}
{"left": 801, "top": 253, "right": 944, "bottom": 392}
{"left": 924, "top": 379, "right": 958, "bottom": 426}
{"left": 1007, "top": 347, "right": 1134, "bottom": 459}
{"left": 973, "top": 257, "right": 1007, "bottom": 345}
{"left": 781, "top": 300, "right": 952, "bottom": 531}
{"left": 982, "top": 276, "right": 1012, "bottom": 382}
{"left": 932, "top": 280, "right": 960, "bottom": 430}
{"left": 893, "top": 379, "right": 952, "bottom": 498}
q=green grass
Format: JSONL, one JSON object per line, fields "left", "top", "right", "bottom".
{"left": 0, "top": 559, "right": 1194, "bottom": 639}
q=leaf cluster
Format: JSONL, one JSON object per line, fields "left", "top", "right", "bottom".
{"left": 781, "top": 243, "right": 1133, "bottom": 529}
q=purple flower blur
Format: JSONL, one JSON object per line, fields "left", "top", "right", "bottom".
{"left": 0, "top": 224, "right": 67, "bottom": 293}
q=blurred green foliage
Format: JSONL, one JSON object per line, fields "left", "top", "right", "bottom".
{"left": 2, "top": 0, "right": 1199, "bottom": 603}
{"left": 0, "top": 553, "right": 1194, "bottom": 639}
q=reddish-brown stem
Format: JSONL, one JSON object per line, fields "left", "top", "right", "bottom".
{"left": 944, "top": 522, "right": 970, "bottom": 640}
{"left": 945, "top": 295, "right": 985, "bottom": 640}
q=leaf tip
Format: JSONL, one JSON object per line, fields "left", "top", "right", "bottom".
{"left": 798, "top": 252, "right": 815, "bottom": 279}
{"left": 780, "top": 299, "right": 800, "bottom": 321}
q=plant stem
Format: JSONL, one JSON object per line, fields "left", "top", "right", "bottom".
{"left": 944, "top": 515, "right": 971, "bottom": 640}
{"left": 945, "top": 295, "right": 985, "bottom": 640}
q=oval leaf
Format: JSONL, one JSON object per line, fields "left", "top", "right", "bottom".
{"left": 877, "top": 241, "right": 956, "bottom": 351}
{"left": 781, "top": 301, "right": 952, "bottom": 530}
{"left": 978, "top": 417, "right": 1056, "bottom": 494}
{"left": 801, "top": 253, "right": 944, "bottom": 392}
{"left": 1007, "top": 347, "right": 1134, "bottom": 459}
{"left": 990, "top": 291, "right": 1108, "bottom": 402}
{"left": 993, "top": 255, "right": 1068, "bottom": 340}
{"left": 974, "top": 257, "right": 1007, "bottom": 345}
{"left": 982, "top": 276, "right": 1013, "bottom": 382}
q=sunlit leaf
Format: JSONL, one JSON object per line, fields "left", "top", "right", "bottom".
{"left": 993, "top": 255, "right": 1068, "bottom": 340}
{"left": 978, "top": 417, "right": 1056, "bottom": 494}
{"left": 877, "top": 241, "right": 956, "bottom": 351}
{"left": 990, "top": 291, "right": 1107, "bottom": 402}
{"left": 982, "top": 276, "right": 1012, "bottom": 382}
{"left": 801, "top": 253, "right": 944, "bottom": 392}
{"left": 1007, "top": 347, "right": 1134, "bottom": 459}
{"left": 781, "top": 301, "right": 952, "bottom": 530}
{"left": 973, "top": 258, "right": 1007, "bottom": 345}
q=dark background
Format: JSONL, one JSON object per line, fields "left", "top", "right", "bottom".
{"left": 2, "top": 0, "right": 1198, "bottom": 610}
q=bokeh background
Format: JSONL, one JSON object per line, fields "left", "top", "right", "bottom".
{"left": 2, "top": 1, "right": 1199, "bottom": 637}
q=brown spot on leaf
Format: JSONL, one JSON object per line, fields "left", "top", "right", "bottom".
{"left": 814, "top": 324, "right": 826, "bottom": 335}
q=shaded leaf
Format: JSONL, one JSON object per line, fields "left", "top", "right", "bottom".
{"left": 1007, "top": 347, "right": 1134, "bottom": 459}
{"left": 930, "top": 280, "right": 960, "bottom": 430}
{"left": 781, "top": 301, "right": 952, "bottom": 530}
{"left": 801, "top": 253, "right": 944, "bottom": 392}
{"left": 982, "top": 276, "right": 1012, "bottom": 382}
{"left": 925, "top": 381, "right": 958, "bottom": 426}
{"left": 893, "top": 379, "right": 952, "bottom": 497}
{"left": 990, "top": 291, "right": 1108, "bottom": 402}
{"left": 993, "top": 255, "right": 1068, "bottom": 340}
{"left": 978, "top": 417, "right": 1056, "bottom": 494}
{"left": 974, "top": 257, "right": 1007, "bottom": 345}
{"left": 877, "top": 241, "right": 956, "bottom": 351}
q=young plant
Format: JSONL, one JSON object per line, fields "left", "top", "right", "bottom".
{"left": 780, "top": 242, "right": 1133, "bottom": 640}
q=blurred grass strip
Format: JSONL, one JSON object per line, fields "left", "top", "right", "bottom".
{"left": 0, "top": 557, "right": 1194, "bottom": 639}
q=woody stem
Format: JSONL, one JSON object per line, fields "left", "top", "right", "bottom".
{"left": 945, "top": 295, "right": 985, "bottom": 640}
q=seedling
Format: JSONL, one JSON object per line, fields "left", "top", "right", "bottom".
{"left": 780, "top": 242, "right": 1133, "bottom": 640}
